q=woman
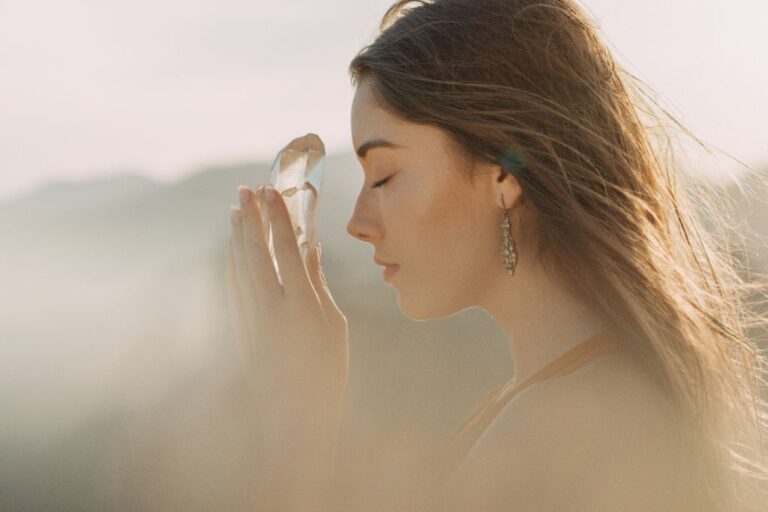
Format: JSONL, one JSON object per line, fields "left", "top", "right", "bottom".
{"left": 226, "top": 1, "right": 768, "bottom": 510}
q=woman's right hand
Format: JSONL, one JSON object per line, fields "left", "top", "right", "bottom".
{"left": 225, "top": 184, "right": 349, "bottom": 442}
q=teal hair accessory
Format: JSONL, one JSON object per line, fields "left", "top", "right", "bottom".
{"left": 497, "top": 148, "right": 525, "bottom": 176}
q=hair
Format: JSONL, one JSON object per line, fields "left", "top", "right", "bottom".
{"left": 348, "top": 0, "right": 768, "bottom": 509}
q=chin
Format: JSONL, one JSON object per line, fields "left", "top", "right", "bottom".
{"left": 395, "top": 289, "right": 465, "bottom": 321}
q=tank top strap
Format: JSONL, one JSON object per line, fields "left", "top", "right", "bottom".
{"left": 419, "top": 329, "right": 623, "bottom": 495}
{"left": 495, "top": 328, "right": 623, "bottom": 403}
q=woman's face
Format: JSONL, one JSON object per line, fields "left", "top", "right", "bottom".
{"left": 347, "top": 78, "right": 522, "bottom": 320}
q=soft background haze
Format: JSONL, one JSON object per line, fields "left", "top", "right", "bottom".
{"left": 1, "top": 0, "right": 768, "bottom": 198}
{"left": 1, "top": 1, "right": 766, "bottom": 510}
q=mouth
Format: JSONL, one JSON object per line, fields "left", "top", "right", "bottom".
{"left": 374, "top": 255, "right": 400, "bottom": 282}
{"left": 382, "top": 264, "right": 400, "bottom": 282}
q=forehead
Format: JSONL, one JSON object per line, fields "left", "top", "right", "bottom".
{"left": 350, "top": 80, "right": 406, "bottom": 148}
{"left": 350, "top": 79, "right": 457, "bottom": 160}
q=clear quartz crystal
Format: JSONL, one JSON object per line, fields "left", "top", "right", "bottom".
{"left": 266, "top": 133, "right": 325, "bottom": 284}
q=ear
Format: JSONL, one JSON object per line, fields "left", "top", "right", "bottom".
{"left": 487, "top": 162, "right": 524, "bottom": 210}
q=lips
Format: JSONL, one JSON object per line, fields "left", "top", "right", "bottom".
{"left": 374, "top": 256, "right": 400, "bottom": 282}
{"left": 382, "top": 263, "right": 400, "bottom": 282}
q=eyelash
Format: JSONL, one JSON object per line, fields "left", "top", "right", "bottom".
{"left": 371, "top": 176, "right": 392, "bottom": 189}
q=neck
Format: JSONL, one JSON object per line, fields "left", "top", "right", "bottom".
{"left": 478, "top": 260, "right": 615, "bottom": 385}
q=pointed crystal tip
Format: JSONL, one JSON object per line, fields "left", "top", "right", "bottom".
{"left": 282, "top": 133, "right": 325, "bottom": 154}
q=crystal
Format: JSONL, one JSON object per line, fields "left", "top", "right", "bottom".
{"left": 265, "top": 133, "right": 325, "bottom": 284}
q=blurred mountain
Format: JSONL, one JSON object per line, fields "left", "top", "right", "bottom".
{"left": 0, "top": 172, "right": 159, "bottom": 212}
{"left": 0, "top": 155, "right": 766, "bottom": 510}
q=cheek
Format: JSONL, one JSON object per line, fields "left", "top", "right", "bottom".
{"left": 431, "top": 188, "right": 495, "bottom": 274}
{"left": 401, "top": 175, "right": 478, "bottom": 258}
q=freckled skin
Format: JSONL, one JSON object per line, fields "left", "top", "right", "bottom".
{"left": 347, "top": 77, "right": 520, "bottom": 321}
{"left": 347, "top": 77, "right": 613, "bottom": 389}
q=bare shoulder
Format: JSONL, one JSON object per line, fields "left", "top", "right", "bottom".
{"left": 434, "top": 349, "right": 690, "bottom": 512}
{"left": 521, "top": 348, "right": 684, "bottom": 448}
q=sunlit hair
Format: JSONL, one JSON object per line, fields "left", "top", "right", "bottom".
{"left": 348, "top": 0, "right": 768, "bottom": 509}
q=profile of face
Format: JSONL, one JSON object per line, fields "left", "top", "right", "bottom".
{"left": 347, "top": 77, "right": 525, "bottom": 321}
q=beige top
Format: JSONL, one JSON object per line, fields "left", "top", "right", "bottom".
{"left": 403, "top": 330, "right": 623, "bottom": 508}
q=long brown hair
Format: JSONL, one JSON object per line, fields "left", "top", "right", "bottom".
{"left": 348, "top": 0, "right": 768, "bottom": 509}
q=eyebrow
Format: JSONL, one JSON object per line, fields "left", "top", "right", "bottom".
{"left": 355, "top": 139, "right": 404, "bottom": 159}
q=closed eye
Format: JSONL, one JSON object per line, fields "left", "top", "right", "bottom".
{"left": 371, "top": 176, "right": 392, "bottom": 189}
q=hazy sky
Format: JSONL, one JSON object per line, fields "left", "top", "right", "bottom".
{"left": 1, "top": 0, "right": 766, "bottom": 201}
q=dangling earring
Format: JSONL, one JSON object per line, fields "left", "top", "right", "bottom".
{"left": 500, "top": 193, "right": 518, "bottom": 276}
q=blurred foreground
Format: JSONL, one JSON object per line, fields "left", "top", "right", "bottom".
{"left": 0, "top": 155, "right": 766, "bottom": 510}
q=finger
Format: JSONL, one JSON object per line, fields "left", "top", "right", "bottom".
{"left": 225, "top": 237, "right": 252, "bottom": 372}
{"left": 305, "top": 242, "right": 329, "bottom": 322}
{"left": 230, "top": 205, "right": 266, "bottom": 343}
{"left": 263, "top": 185, "right": 315, "bottom": 299}
{"left": 239, "top": 185, "right": 283, "bottom": 303}
{"left": 254, "top": 186, "right": 272, "bottom": 244}
{"left": 307, "top": 243, "right": 347, "bottom": 332}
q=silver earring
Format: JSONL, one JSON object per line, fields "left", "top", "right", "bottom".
{"left": 501, "top": 193, "right": 518, "bottom": 276}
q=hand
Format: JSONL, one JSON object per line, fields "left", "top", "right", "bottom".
{"left": 226, "top": 184, "right": 349, "bottom": 440}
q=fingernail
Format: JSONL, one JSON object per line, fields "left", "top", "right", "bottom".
{"left": 238, "top": 186, "right": 251, "bottom": 206}
{"left": 230, "top": 206, "right": 241, "bottom": 224}
{"left": 266, "top": 186, "right": 276, "bottom": 204}
{"left": 317, "top": 242, "right": 322, "bottom": 259}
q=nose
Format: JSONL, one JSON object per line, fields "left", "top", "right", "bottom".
{"left": 345, "top": 189, "right": 383, "bottom": 243}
